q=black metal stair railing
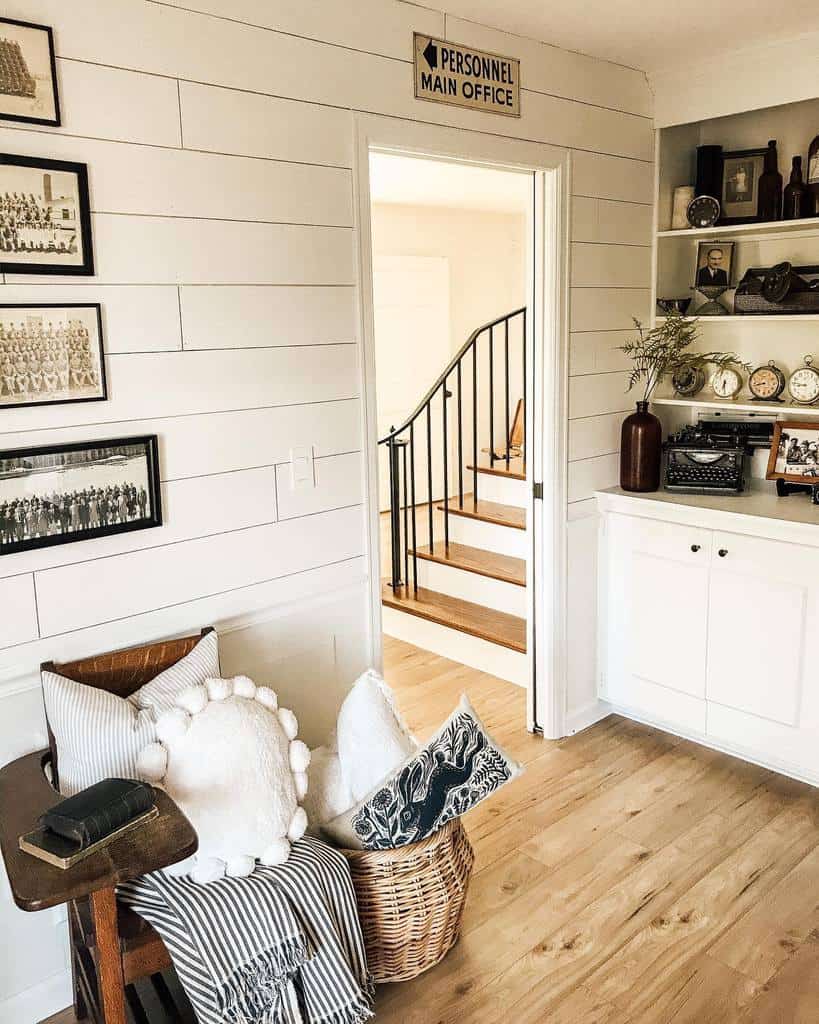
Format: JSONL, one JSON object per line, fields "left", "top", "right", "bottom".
{"left": 379, "top": 307, "right": 526, "bottom": 594}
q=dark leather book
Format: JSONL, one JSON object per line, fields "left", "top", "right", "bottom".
{"left": 39, "top": 778, "right": 155, "bottom": 847}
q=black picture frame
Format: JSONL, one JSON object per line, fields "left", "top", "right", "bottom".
{"left": 0, "top": 303, "right": 107, "bottom": 411}
{"left": 719, "top": 147, "right": 767, "bottom": 225}
{"left": 0, "top": 153, "right": 94, "bottom": 276}
{"left": 0, "top": 435, "right": 162, "bottom": 556}
{"left": 0, "top": 16, "right": 60, "bottom": 128}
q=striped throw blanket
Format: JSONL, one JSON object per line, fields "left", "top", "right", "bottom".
{"left": 117, "top": 837, "right": 373, "bottom": 1024}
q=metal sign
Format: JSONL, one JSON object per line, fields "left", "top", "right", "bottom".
{"left": 413, "top": 33, "right": 520, "bottom": 118}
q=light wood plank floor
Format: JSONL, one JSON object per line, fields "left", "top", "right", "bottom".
{"left": 42, "top": 637, "right": 819, "bottom": 1024}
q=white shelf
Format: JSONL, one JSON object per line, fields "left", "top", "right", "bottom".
{"left": 655, "top": 314, "right": 819, "bottom": 324}
{"left": 653, "top": 395, "right": 819, "bottom": 416}
{"left": 657, "top": 216, "right": 819, "bottom": 240}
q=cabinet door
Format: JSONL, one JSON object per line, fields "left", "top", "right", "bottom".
{"left": 707, "top": 531, "right": 819, "bottom": 727}
{"left": 603, "top": 514, "right": 711, "bottom": 703}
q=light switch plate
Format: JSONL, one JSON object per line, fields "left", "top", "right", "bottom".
{"left": 290, "top": 445, "right": 315, "bottom": 491}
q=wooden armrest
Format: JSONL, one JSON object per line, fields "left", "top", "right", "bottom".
{"left": 0, "top": 749, "right": 197, "bottom": 912}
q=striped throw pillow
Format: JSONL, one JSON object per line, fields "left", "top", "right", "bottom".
{"left": 42, "top": 631, "right": 220, "bottom": 795}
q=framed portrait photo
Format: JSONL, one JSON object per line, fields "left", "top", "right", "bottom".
{"left": 0, "top": 154, "right": 94, "bottom": 275}
{"left": 694, "top": 240, "right": 735, "bottom": 289}
{"left": 720, "top": 148, "right": 766, "bottom": 224}
{"left": 766, "top": 421, "right": 819, "bottom": 483}
{"left": 0, "top": 17, "right": 60, "bottom": 127}
{"left": 0, "top": 303, "right": 106, "bottom": 410}
{"left": 0, "top": 435, "right": 162, "bottom": 556}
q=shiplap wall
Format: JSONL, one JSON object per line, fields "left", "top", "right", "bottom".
{"left": 0, "top": 2, "right": 652, "bottom": 1018}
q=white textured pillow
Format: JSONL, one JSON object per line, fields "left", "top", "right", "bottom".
{"left": 336, "top": 669, "right": 417, "bottom": 803}
{"left": 42, "top": 631, "right": 220, "bottom": 795}
{"left": 302, "top": 745, "right": 353, "bottom": 835}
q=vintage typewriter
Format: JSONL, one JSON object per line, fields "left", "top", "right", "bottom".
{"left": 663, "top": 416, "right": 773, "bottom": 494}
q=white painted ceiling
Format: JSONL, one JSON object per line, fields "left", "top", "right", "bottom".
{"left": 369, "top": 152, "right": 530, "bottom": 213}
{"left": 432, "top": 1, "right": 819, "bottom": 72}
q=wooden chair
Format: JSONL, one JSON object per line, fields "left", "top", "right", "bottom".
{"left": 0, "top": 630, "right": 210, "bottom": 1024}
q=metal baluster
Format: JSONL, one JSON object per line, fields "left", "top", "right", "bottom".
{"left": 402, "top": 440, "right": 409, "bottom": 591}
{"left": 472, "top": 338, "right": 478, "bottom": 507}
{"left": 387, "top": 437, "right": 401, "bottom": 589}
{"left": 426, "top": 403, "right": 433, "bottom": 552}
{"left": 409, "top": 422, "right": 417, "bottom": 593}
{"left": 442, "top": 379, "right": 449, "bottom": 549}
{"left": 457, "top": 361, "right": 463, "bottom": 509}
{"left": 504, "top": 316, "right": 511, "bottom": 468}
{"left": 489, "top": 325, "right": 495, "bottom": 466}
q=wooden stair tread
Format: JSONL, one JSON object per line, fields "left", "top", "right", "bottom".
{"left": 438, "top": 495, "right": 526, "bottom": 530}
{"left": 466, "top": 460, "right": 526, "bottom": 481}
{"left": 411, "top": 541, "right": 525, "bottom": 587}
{"left": 382, "top": 581, "right": 526, "bottom": 653}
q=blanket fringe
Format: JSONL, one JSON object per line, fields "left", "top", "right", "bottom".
{"left": 219, "top": 937, "right": 312, "bottom": 1024}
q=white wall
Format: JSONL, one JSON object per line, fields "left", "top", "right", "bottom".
{"left": 0, "top": 2, "right": 652, "bottom": 1018}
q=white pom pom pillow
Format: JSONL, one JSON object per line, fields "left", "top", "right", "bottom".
{"left": 138, "top": 675, "right": 310, "bottom": 883}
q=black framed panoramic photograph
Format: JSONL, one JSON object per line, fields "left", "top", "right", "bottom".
{"left": 0, "top": 303, "right": 106, "bottom": 410}
{"left": 0, "top": 17, "right": 60, "bottom": 127}
{"left": 0, "top": 154, "right": 94, "bottom": 275}
{"left": 0, "top": 435, "right": 162, "bottom": 556}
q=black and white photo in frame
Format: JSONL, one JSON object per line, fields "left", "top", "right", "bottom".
{"left": 0, "top": 436, "right": 162, "bottom": 556}
{"left": 767, "top": 422, "right": 819, "bottom": 483}
{"left": 0, "top": 304, "right": 106, "bottom": 410}
{"left": 695, "top": 240, "right": 735, "bottom": 288}
{"left": 0, "top": 154, "right": 94, "bottom": 275}
{"left": 0, "top": 17, "right": 60, "bottom": 127}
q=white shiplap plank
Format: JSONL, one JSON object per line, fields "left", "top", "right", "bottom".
{"left": 569, "top": 331, "right": 633, "bottom": 375}
{"left": 0, "top": 576, "right": 39, "bottom": 650}
{"left": 0, "top": 467, "right": 277, "bottom": 581}
{"left": 570, "top": 288, "right": 651, "bottom": 332}
{"left": 571, "top": 242, "right": 652, "bottom": 288}
{"left": 0, "top": 400, "right": 362, "bottom": 481}
{"left": 571, "top": 197, "right": 653, "bottom": 246}
{"left": 568, "top": 452, "right": 620, "bottom": 503}
{"left": 275, "top": 452, "right": 363, "bottom": 520}
{"left": 179, "top": 81, "right": 353, "bottom": 166}
{"left": 0, "top": 129, "right": 353, "bottom": 227}
{"left": 6, "top": 217, "right": 355, "bottom": 286}
{"left": 566, "top": 514, "right": 599, "bottom": 712}
{"left": 569, "top": 411, "right": 623, "bottom": 462}
{"left": 569, "top": 371, "right": 631, "bottom": 419}
{"left": 1, "top": 285, "right": 182, "bottom": 353}
{"left": 34, "top": 505, "right": 365, "bottom": 636}
{"left": 0, "top": 345, "right": 358, "bottom": 433}
{"left": 446, "top": 16, "right": 652, "bottom": 118}
{"left": 572, "top": 150, "right": 655, "bottom": 204}
{"left": 179, "top": 286, "right": 356, "bottom": 348}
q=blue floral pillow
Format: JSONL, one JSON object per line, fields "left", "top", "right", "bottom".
{"left": 323, "top": 694, "right": 523, "bottom": 850}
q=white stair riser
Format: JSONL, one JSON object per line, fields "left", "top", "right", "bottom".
{"left": 447, "top": 514, "right": 527, "bottom": 558}
{"left": 413, "top": 558, "right": 526, "bottom": 617}
{"left": 473, "top": 473, "right": 527, "bottom": 507}
{"left": 382, "top": 606, "right": 528, "bottom": 687}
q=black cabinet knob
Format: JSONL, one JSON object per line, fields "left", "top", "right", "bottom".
{"left": 690, "top": 544, "right": 701, "bottom": 552}
{"left": 718, "top": 548, "right": 728, "bottom": 557}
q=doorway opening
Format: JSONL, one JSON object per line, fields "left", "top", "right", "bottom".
{"left": 366, "top": 150, "right": 534, "bottom": 711}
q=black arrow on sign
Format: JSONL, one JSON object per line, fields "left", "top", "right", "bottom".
{"left": 422, "top": 39, "right": 438, "bottom": 69}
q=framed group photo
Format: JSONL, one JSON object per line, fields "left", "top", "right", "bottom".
{"left": 767, "top": 422, "right": 819, "bottom": 483}
{"left": 0, "top": 303, "right": 106, "bottom": 410}
{"left": 0, "top": 17, "right": 60, "bottom": 127}
{"left": 0, "top": 154, "right": 94, "bottom": 275}
{"left": 0, "top": 435, "right": 162, "bottom": 556}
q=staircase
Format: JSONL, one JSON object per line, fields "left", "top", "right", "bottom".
{"left": 379, "top": 309, "right": 528, "bottom": 687}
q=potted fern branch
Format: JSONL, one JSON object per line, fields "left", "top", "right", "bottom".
{"left": 617, "top": 312, "right": 748, "bottom": 492}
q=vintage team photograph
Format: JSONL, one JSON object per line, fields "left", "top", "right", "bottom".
{"left": 0, "top": 304, "right": 106, "bottom": 410}
{"left": 0, "top": 17, "right": 60, "bottom": 127}
{"left": 767, "top": 422, "right": 819, "bottom": 482}
{"left": 0, "top": 435, "right": 162, "bottom": 556}
{"left": 0, "top": 154, "right": 94, "bottom": 275}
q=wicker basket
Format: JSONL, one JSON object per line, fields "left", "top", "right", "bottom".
{"left": 340, "top": 818, "right": 475, "bottom": 983}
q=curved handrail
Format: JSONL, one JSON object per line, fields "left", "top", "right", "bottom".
{"left": 377, "top": 307, "right": 526, "bottom": 445}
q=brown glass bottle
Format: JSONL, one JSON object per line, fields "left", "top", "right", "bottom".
{"left": 784, "top": 156, "right": 811, "bottom": 219}
{"left": 757, "top": 140, "right": 782, "bottom": 221}
{"left": 620, "top": 401, "right": 662, "bottom": 492}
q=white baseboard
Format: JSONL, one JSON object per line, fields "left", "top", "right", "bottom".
{"left": 0, "top": 970, "right": 71, "bottom": 1024}
{"left": 564, "top": 698, "right": 611, "bottom": 735}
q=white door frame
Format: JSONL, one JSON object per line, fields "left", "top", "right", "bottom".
{"left": 353, "top": 113, "right": 570, "bottom": 737}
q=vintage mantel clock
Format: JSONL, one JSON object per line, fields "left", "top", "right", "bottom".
{"left": 788, "top": 355, "right": 819, "bottom": 405}
{"left": 671, "top": 364, "right": 706, "bottom": 397}
{"left": 748, "top": 360, "right": 786, "bottom": 402}
{"left": 711, "top": 366, "right": 743, "bottom": 399}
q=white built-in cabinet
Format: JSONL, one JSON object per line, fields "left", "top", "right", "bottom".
{"left": 597, "top": 488, "right": 819, "bottom": 785}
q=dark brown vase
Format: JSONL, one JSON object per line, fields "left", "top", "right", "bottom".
{"left": 620, "top": 401, "right": 662, "bottom": 492}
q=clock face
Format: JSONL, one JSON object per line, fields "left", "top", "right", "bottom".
{"left": 712, "top": 367, "right": 742, "bottom": 399}
{"left": 749, "top": 365, "right": 783, "bottom": 400}
{"left": 672, "top": 365, "right": 705, "bottom": 396}
{"left": 788, "top": 366, "right": 819, "bottom": 404}
{"left": 687, "top": 195, "right": 720, "bottom": 228}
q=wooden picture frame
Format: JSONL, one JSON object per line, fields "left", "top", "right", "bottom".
{"left": 0, "top": 303, "right": 106, "bottom": 411}
{"left": 0, "top": 435, "right": 162, "bottom": 556}
{"left": 0, "top": 16, "right": 60, "bottom": 127}
{"left": 766, "top": 421, "right": 819, "bottom": 483}
{"left": 720, "top": 148, "right": 766, "bottom": 225}
{"left": 0, "top": 154, "right": 94, "bottom": 276}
